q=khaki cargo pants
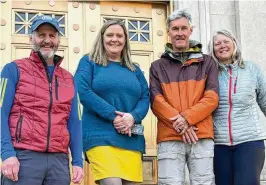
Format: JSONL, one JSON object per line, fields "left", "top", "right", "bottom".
{"left": 158, "top": 139, "right": 214, "bottom": 185}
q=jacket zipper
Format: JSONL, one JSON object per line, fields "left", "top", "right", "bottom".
{"left": 46, "top": 73, "right": 53, "bottom": 152}
{"left": 15, "top": 115, "right": 23, "bottom": 143}
{"left": 177, "top": 53, "right": 184, "bottom": 112}
{"left": 55, "top": 76, "right": 59, "bottom": 100}
{"left": 178, "top": 65, "right": 185, "bottom": 112}
{"left": 228, "top": 67, "right": 233, "bottom": 145}
{"left": 38, "top": 52, "right": 53, "bottom": 152}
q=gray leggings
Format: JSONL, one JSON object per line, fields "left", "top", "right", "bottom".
{"left": 99, "top": 178, "right": 135, "bottom": 185}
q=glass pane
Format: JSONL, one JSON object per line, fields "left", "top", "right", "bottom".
{"left": 140, "top": 21, "right": 147, "bottom": 29}
{"left": 142, "top": 33, "right": 150, "bottom": 41}
{"left": 15, "top": 24, "right": 22, "bottom": 32}
{"left": 18, "top": 26, "right": 25, "bottom": 34}
{"left": 55, "top": 15, "right": 65, "bottom": 24}
{"left": 60, "top": 27, "right": 65, "bottom": 36}
{"left": 18, "top": 12, "right": 26, "bottom": 20}
{"left": 59, "top": 16, "right": 65, "bottom": 24}
{"left": 131, "top": 34, "right": 138, "bottom": 41}
{"left": 128, "top": 23, "right": 135, "bottom": 30}
{"left": 129, "top": 20, "right": 138, "bottom": 28}
{"left": 15, "top": 25, "right": 25, "bottom": 34}
{"left": 15, "top": 13, "right": 23, "bottom": 22}
{"left": 28, "top": 13, "right": 36, "bottom": 21}
{"left": 140, "top": 34, "right": 147, "bottom": 42}
{"left": 142, "top": 23, "right": 149, "bottom": 31}
{"left": 55, "top": 15, "right": 60, "bottom": 21}
{"left": 129, "top": 31, "right": 136, "bottom": 39}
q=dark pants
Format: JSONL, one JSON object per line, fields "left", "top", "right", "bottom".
{"left": 214, "top": 141, "right": 265, "bottom": 185}
{"left": 1, "top": 150, "right": 70, "bottom": 185}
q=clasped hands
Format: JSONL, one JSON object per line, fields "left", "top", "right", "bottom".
{"left": 170, "top": 114, "right": 198, "bottom": 144}
{"left": 113, "top": 111, "right": 134, "bottom": 137}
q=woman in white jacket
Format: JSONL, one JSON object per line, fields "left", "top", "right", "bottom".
{"left": 209, "top": 29, "right": 266, "bottom": 185}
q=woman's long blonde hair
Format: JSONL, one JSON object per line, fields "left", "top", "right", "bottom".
{"left": 208, "top": 29, "right": 244, "bottom": 69}
{"left": 89, "top": 20, "right": 136, "bottom": 71}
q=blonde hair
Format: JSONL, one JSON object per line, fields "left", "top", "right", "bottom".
{"left": 208, "top": 29, "right": 244, "bottom": 69}
{"left": 89, "top": 20, "right": 135, "bottom": 71}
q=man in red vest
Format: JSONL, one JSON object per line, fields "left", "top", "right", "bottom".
{"left": 1, "top": 15, "right": 84, "bottom": 185}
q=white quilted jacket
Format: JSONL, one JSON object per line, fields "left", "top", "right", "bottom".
{"left": 213, "top": 61, "right": 266, "bottom": 145}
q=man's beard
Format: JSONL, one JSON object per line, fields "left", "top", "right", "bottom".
{"left": 33, "top": 43, "right": 58, "bottom": 60}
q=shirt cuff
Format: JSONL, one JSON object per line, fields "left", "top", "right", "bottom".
{"left": 130, "top": 110, "right": 141, "bottom": 124}
{"left": 1, "top": 150, "right": 17, "bottom": 161}
{"left": 72, "top": 159, "right": 84, "bottom": 168}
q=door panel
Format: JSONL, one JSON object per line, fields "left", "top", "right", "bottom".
{"left": 131, "top": 51, "right": 157, "bottom": 156}
{"left": 11, "top": 45, "right": 31, "bottom": 61}
{"left": 132, "top": 52, "right": 158, "bottom": 185}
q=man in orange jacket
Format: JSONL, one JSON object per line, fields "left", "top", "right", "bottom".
{"left": 150, "top": 9, "right": 219, "bottom": 185}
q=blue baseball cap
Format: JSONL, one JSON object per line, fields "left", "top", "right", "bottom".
{"left": 30, "top": 15, "right": 60, "bottom": 33}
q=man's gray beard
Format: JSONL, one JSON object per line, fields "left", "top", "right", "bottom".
{"left": 33, "top": 45, "right": 57, "bottom": 60}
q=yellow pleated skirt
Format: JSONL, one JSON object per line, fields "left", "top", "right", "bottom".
{"left": 86, "top": 146, "right": 143, "bottom": 183}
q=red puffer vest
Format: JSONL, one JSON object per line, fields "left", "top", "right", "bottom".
{"left": 9, "top": 50, "right": 74, "bottom": 154}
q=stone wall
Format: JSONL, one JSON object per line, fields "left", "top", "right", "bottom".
{"left": 173, "top": 0, "right": 266, "bottom": 184}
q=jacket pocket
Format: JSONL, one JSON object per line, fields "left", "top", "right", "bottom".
{"left": 55, "top": 76, "right": 59, "bottom": 100}
{"left": 15, "top": 115, "right": 23, "bottom": 143}
{"left": 55, "top": 78, "right": 74, "bottom": 103}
